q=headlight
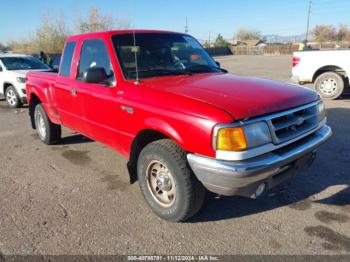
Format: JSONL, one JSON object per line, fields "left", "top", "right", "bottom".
{"left": 16, "top": 77, "right": 26, "bottom": 83}
{"left": 215, "top": 122, "right": 272, "bottom": 151}
{"left": 317, "top": 100, "right": 326, "bottom": 121}
{"left": 243, "top": 122, "right": 272, "bottom": 148}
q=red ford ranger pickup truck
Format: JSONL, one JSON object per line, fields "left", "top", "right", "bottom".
{"left": 26, "top": 30, "right": 332, "bottom": 222}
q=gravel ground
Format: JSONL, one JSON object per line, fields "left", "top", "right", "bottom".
{"left": 0, "top": 55, "right": 349, "bottom": 256}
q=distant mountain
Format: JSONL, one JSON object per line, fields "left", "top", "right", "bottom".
{"left": 263, "top": 34, "right": 306, "bottom": 44}
{"left": 198, "top": 34, "right": 307, "bottom": 45}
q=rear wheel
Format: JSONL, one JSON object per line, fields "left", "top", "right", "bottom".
{"left": 137, "top": 139, "right": 205, "bottom": 222}
{"left": 34, "top": 103, "right": 61, "bottom": 145}
{"left": 5, "top": 86, "right": 21, "bottom": 108}
{"left": 315, "top": 72, "right": 344, "bottom": 100}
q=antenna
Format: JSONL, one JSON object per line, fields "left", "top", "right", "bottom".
{"left": 130, "top": 0, "right": 140, "bottom": 84}
{"left": 132, "top": 30, "right": 140, "bottom": 84}
{"left": 185, "top": 17, "right": 189, "bottom": 33}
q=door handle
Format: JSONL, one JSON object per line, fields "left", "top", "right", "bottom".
{"left": 70, "top": 88, "right": 77, "bottom": 96}
{"left": 120, "top": 105, "right": 134, "bottom": 114}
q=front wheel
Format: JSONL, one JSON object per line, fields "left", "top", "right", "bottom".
{"left": 5, "top": 86, "right": 21, "bottom": 108}
{"left": 34, "top": 104, "right": 61, "bottom": 145}
{"left": 137, "top": 139, "right": 205, "bottom": 222}
{"left": 315, "top": 72, "right": 344, "bottom": 100}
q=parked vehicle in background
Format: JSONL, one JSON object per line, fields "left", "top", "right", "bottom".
{"left": 50, "top": 54, "right": 61, "bottom": 71}
{"left": 26, "top": 30, "right": 331, "bottom": 222}
{"left": 291, "top": 49, "right": 350, "bottom": 99}
{"left": 0, "top": 54, "right": 50, "bottom": 108}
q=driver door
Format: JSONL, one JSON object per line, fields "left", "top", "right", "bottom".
{"left": 73, "top": 38, "right": 124, "bottom": 147}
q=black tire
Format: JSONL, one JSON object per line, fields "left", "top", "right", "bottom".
{"left": 34, "top": 103, "right": 61, "bottom": 145}
{"left": 5, "top": 85, "right": 21, "bottom": 108}
{"left": 137, "top": 139, "right": 205, "bottom": 222}
{"left": 315, "top": 72, "right": 344, "bottom": 100}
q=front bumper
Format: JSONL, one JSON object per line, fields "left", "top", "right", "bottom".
{"left": 14, "top": 83, "right": 27, "bottom": 104}
{"left": 187, "top": 125, "right": 332, "bottom": 197}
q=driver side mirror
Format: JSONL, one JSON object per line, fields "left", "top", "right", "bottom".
{"left": 83, "top": 67, "right": 109, "bottom": 85}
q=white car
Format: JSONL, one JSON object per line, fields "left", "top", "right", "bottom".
{"left": 291, "top": 49, "right": 350, "bottom": 100}
{"left": 0, "top": 54, "right": 51, "bottom": 108}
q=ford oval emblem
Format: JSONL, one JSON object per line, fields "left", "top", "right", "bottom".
{"left": 296, "top": 117, "right": 305, "bottom": 126}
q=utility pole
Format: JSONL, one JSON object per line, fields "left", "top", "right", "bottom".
{"left": 185, "top": 17, "right": 189, "bottom": 33}
{"left": 208, "top": 31, "right": 211, "bottom": 47}
{"left": 305, "top": 0, "right": 312, "bottom": 41}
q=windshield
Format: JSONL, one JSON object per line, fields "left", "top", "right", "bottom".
{"left": 112, "top": 33, "right": 221, "bottom": 79}
{"left": 1, "top": 56, "right": 50, "bottom": 71}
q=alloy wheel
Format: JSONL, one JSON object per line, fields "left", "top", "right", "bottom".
{"left": 6, "top": 89, "right": 17, "bottom": 106}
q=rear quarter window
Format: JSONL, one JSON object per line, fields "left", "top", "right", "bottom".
{"left": 60, "top": 42, "right": 76, "bottom": 77}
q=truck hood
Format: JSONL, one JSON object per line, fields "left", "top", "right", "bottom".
{"left": 9, "top": 69, "right": 51, "bottom": 77}
{"left": 142, "top": 73, "right": 318, "bottom": 120}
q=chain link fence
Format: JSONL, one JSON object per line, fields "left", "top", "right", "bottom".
{"left": 229, "top": 42, "right": 350, "bottom": 56}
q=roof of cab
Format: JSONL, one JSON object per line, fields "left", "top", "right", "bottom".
{"left": 66, "top": 29, "right": 186, "bottom": 42}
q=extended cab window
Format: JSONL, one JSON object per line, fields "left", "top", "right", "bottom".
{"left": 77, "top": 39, "right": 114, "bottom": 81}
{"left": 60, "top": 42, "right": 76, "bottom": 76}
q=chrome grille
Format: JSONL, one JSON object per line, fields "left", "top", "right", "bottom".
{"left": 267, "top": 103, "right": 319, "bottom": 144}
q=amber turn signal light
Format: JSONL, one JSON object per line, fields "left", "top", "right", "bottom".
{"left": 216, "top": 127, "right": 247, "bottom": 151}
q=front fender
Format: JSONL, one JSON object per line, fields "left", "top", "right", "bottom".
{"left": 144, "top": 117, "right": 185, "bottom": 148}
{"left": 2, "top": 81, "right": 15, "bottom": 94}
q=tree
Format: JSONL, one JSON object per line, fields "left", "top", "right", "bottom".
{"left": 76, "top": 6, "right": 130, "bottom": 33}
{"left": 9, "top": 15, "right": 69, "bottom": 54}
{"left": 313, "top": 25, "right": 337, "bottom": 42}
{"left": 35, "top": 15, "right": 70, "bottom": 53}
{"left": 8, "top": 6, "right": 131, "bottom": 54}
{"left": 214, "top": 34, "right": 229, "bottom": 47}
{"left": 337, "top": 24, "right": 350, "bottom": 42}
{"left": 235, "top": 28, "right": 261, "bottom": 41}
{"left": 0, "top": 42, "right": 8, "bottom": 52}
{"left": 7, "top": 39, "right": 32, "bottom": 54}
{"left": 203, "top": 41, "right": 211, "bottom": 48}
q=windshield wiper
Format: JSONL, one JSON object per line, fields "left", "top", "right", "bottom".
{"left": 128, "top": 66, "right": 227, "bottom": 79}
{"left": 127, "top": 68, "right": 193, "bottom": 79}
{"left": 215, "top": 67, "right": 228, "bottom": 73}
{"left": 184, "top": 64, "right": 228, "bottom": 73}
{"left": 148, "top": 69, "right": 193, "bottom": 77}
